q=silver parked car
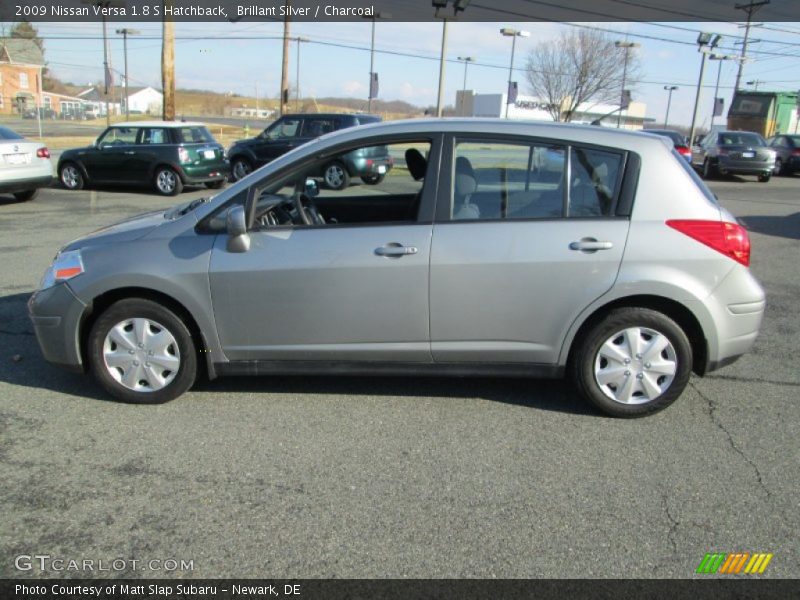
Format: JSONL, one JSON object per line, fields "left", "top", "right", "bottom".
{"left": 0, "top": 125, "right": 53, "bottom": 201}
{"left": 29, "top": 119, "right": 765, "bottom": 417}
{"left": 693, "top": 130, "right": 776, "bottom": 182}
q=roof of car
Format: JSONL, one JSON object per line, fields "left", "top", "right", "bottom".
{"left": 280, "top": 113, "right": 380, "bottom": 119}
{"left": 109, "top": 120, "right": 206, "bottom": 128}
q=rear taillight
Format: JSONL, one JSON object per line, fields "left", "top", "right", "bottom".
{"left": 178, "top": 147, "right": 190, "bottom": 163}
{"left": 676, "top": 145, "right": 691, "bottom": 157}
{"left": 667, "top": 220, "right": 750, "bottom": 267}
{"left": 718, "top": 148, "right": 730, "bottom": 155}
{"left": 36, "top": 147, "right": 50, "bottom": 158}
{"left": 792, "top": 149, "right": 800, "bottom": 156}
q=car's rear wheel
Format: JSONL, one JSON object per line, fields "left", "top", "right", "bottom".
{"left": 758, "top": 172, "right": 771, "bottom": 183}
{"left": 701, "top": 158, "right": 717, "bottom": 180}
{"left": 231, "top": 157, "right": 252, "bottom": 181}
{"left": 570, "top": 307, "right": 692, "bottom": 417}
{"left": 60, "top": 163, "right": 84, "bottom": 190}
{"left": 361, "top": 174, "right": 385, "bottom": 185}
{"left": 13, "top": 189, "right": 39, "bottom": 202}
{"left": 205, "top": 180, "right": 225, "bottom": 190}
{"left": 154, "top": 167, "right": 183, "bottom": 196}
{"left": 88, "top": 298, "right": 197, "bottom": 404}
{"left": 323, "top": 161, "right": 350, "bottom": 190}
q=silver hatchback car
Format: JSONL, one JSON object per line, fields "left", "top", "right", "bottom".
{"left": 29, "top": 120, "right": 765, "bottom": 417}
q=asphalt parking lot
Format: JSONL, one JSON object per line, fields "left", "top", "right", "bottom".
{"left": 0, "top": 174, "right": 798, "bottom": 579}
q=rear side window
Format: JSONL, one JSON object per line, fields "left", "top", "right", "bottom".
{"left": 355, "top": 115, "right": 381, "bottom": 126}
{"left": 569, "top": 147, "right": 623, "bottom": 217}
{"left": 672, "top": 149, "right": 718, "bottom": 206}
{"left": 175, "top": 127, "right": 214, "bottom": 144}
{"left": 141, "top": 128, "right": 168, "bottom": 144}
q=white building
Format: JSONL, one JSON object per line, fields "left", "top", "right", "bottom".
{"left": 123, "top": 86, "right": 163, "bottom": 115}
{"left": 457, "top": 91, "right": 652, "bottom": 130}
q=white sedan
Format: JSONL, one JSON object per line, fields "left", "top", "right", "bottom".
{"left": 0, "top": 125, "right": 53, "bottom": 201}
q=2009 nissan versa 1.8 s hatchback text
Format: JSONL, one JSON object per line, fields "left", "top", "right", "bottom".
{"left": 29, "top": 120, "right": 765, "bottom": 417}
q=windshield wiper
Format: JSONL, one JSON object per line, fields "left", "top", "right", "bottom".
{"left": 165, "top": 196, "right": 210, "bottom": 220}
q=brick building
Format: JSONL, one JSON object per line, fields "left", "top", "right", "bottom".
{"left": 0, "top": 38, "right": 44, "bottom": 115}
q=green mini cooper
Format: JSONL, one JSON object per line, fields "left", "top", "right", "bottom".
{"left": 57, "top": 121, "right": 229, "bottom": 196}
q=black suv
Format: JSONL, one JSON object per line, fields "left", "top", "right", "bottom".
{"left": 227, "top": 113, "right": 392, "bottom": 189}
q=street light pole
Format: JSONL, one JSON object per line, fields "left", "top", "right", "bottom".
{"left": 116, "top": 28, "right": 140, "bottom": 121}
{"left": 433, "top": 0, "right": 471, "bottom": 118}
{"left": 689, "top": 33, "right": 721, "bottom": 151}
{"left": 363, "top": 12, "right": 390, "bottom": 113}
{"left": 457, "top": 56, "right": 475, "bottom": 116}
{"left": 501, "top": 28, "right": 529, "bottom": 119}
{"left": 615, "top": 41, "right": 639, "bottom": 129}
{"left": 295, "top": 36, "right": 308, "bottom": 111}
{"left": 663, "top": 85, "right": 678, "bottom": 128}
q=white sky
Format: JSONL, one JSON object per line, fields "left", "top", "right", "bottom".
{"left": 15, "top": 20, "right": 800, "bottom": 127}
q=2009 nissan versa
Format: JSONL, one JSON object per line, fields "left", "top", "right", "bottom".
{"left": 29, "top": 120, "right": 765, "bottom": 417}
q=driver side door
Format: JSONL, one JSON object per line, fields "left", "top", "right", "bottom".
{"left": 208, "top": 135, "right": 441, "bottom": 364}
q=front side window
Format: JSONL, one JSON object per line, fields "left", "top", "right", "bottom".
{"left": 266, "top": 118, "right": 301, "bottom": 140}
{"left": 302, "top": 118, "right": 336, "bottom": 137}
{"left": 97, "top": 127, "right": 138, "bottom": 146}
{"left": 250, "top": 140, "right": 431, "bottom": 229}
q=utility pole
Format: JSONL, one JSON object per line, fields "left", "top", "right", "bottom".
{"left": 746, "top": 79, "right": 764, "bottom": 91}
{"left": 435, "top": 18, "right": 449, "bottom": 117}
{"left": 734, "top": 0, "right": 770, "bottom": 92}
{"left": 295, "top": 37, "right": 308, "bottom": 111}
{"left": 663, "top": 85, "right": 678, "bottom": 128}
{"left": 116, "top": 28, "right": 139, "bottom": 121}
{"left": 280, "top": 0, "right": 291, "bottom": 116}
{"left": 615, "top": 41, "right": 639, "bottom": 129}
{"left": 161, "top": 2, "right": 175, "bottom": 121}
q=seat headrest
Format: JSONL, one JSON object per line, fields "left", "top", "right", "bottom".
{"left": 405, "top": 148, "right": 427, "bottom": 181}
{"left": 455, "top": 173, "right": 477, "bottom": 197}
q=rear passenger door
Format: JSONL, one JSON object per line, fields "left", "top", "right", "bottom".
{"left": 429, "top": 135, "right": 633, "bottom": 364}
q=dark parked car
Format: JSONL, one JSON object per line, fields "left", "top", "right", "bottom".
{"left": 692, "top": 130, "right": 776, "bottom": 182}
{"left": 58, "top": 121, "right": 229, "bottom": 196}
{"left": 227, "top": 113, "right": 392, "bottom": 189}
{"left": 767, "top": 134, "right": 800, "bottom": 175}
{"left": 644, "top": 129, "right": 692, "bottom": 162}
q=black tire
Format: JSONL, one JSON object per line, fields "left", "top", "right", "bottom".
{"left": 205, "top": 180, "right": 225, "bottom": 190}
{"left": 230, "top": 157, "right": 253, "bottom": 182}
{"left": 570, "top": 307, "right": 693, "bottom": 418}
{"left": 323, "top": 161, "right": 351, "bottom": 190}
{"left": 775, "top": 158, "right": 785, "bottom": 176}
{"left": 153, "top": 166, "right": 183, "bottom": 196}
{"left": 60, "top": 162, "right": 85, "bottom": 190}
{"left": 758, "top": 172, "right": 771, "bottom": 183}
{"left": 13, "top": 189, "right": 39, "bottom": 202}
{"left": 701, "top": 158, "right": 717, "bottom": 180}
{"left": 361, "top": 173, "right": 385, "bottom": 185}
{"left": 88, "top": 298, "right": 198, "bottom": 404}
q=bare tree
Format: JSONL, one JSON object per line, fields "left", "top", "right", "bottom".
{"left": 524, "top": 29, "right": 640, "bottom": 122}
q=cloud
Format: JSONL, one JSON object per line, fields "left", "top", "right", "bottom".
{"left": 342, "top": 80, "right": 366, "bottom": 95}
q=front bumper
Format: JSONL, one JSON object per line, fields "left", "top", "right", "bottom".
{"left": 28, "top": 283, "right": 88, "bottom": 372}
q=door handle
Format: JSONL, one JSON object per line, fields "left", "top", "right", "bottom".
{"left": 375, "top": 243, "right": 418, "bottom": 257}
{"left": 569, "top": 238, "right": 613, "bottom": 252}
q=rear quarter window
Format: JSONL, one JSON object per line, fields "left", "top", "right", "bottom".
{"left": 175, "top": 127, "right": 215, "bottom": 144}
{"left": 672, "top": 149, "right": 718, "bottom": 206}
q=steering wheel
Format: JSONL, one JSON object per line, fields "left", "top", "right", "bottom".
{"left": 293, "top": 186, "right": 325, "bottom": 226}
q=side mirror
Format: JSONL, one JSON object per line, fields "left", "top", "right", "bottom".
{"left": 305, "top": 178, "right": 319, "bottom": 198}
{"left": 226, "top": 205, "right": 250, "bottom": 253}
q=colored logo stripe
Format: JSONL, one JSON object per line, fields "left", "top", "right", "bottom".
{"left": 696, "top": 552, "right": 773, "bottom": 574}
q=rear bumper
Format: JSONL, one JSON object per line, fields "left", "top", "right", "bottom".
{"left": 28, "top": 283, "right": 87, "bottom": 372}
{"left": 180, "top": 161, "right": 230, "bottom": 184}
{"left": 346, "top": 156, "right": 394, "bottom": 177}
{"left": 0, "top": 174, "right": 53, "bottom": 193}
{"left": 717, "top": 157, "right": 775, "bottom": 175}
{"left": 697, "top": 266, "right": 766, "bottom": 373}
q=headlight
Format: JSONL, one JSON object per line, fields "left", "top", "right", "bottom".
{"left": 40, "top": 250, "right": 84, "bottom": 290}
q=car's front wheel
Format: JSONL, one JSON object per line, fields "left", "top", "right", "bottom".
{"left": 13, "top": 189, "right": 39, "bottom": 202}
{"left": 230, "top": 157, "right": 252, "bottom": 182}
{"left": 323, "top": 161, "right": 350, "bottom": 190}
{"left": 60, "top": 163, "right": 85, "bottom": 190}
{"left": 88, "top": 298, "right": 198, "bottom": 403}
{"left": 154, "top": 167, "right": 183, "bottom": 196}
{"left": 758, "top": 172, "right": 771, "bottom": 183}
{"left": 571, "top": 307, "right": 692, "bottom": 417}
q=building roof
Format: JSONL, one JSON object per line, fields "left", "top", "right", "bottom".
{"left": 0, "top": 38, "right": 44, "bottom": 66}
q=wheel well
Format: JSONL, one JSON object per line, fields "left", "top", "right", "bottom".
{"left": 79, "top": 287, "right": 208, "bottom": 379}
{"left": 60, "top": 160, "right": 89, "bottom": 180}
{"left": 153, "top": 163, "right": 185, "bottom": 183}
{"left": 567, "top": 295, "right": 708, "bottom": 375}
